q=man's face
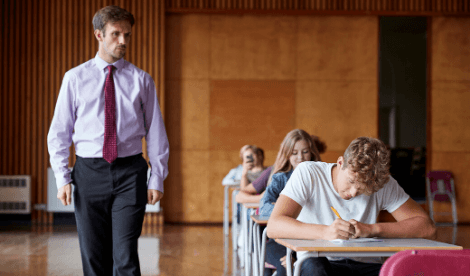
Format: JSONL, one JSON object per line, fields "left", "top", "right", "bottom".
{"left": 334, "top": 157, "right": 366, "bottom": 200}
{"left": 98, "top": 20, "right": 132, "bottom": 62}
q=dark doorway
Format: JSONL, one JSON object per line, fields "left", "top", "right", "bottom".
{"left": 379, "top": 17, "right": 427, "bottom": 201}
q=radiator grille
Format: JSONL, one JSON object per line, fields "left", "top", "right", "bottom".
{"left": 0, "top": 175, "right": 31, "bottom": 214}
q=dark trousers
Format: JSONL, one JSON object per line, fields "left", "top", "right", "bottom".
{"left": 299, "top": 257, "right": 382, "bottom": 276}
{"left": 72, "top": 154, "right": 148, "bottom": 276}
{"left": 265, "top": 238, "right": 289, "bottom": 276}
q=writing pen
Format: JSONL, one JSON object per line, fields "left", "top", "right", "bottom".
{"left": 330, "top": 206, "right": 342, "bottom": 219}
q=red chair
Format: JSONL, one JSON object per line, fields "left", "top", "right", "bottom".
{"left": 426, "top": 171, "right": 458, "bottom": 225}
{"left": 380, "top": 250, "right": 470, "bottom": 276}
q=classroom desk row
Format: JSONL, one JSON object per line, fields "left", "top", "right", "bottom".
{"left": 224, "top": 183, "right": 463, "bottom": 276}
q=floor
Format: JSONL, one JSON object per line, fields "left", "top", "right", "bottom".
{"left": 0, "top": 223, "right": 469, "bottom": 276}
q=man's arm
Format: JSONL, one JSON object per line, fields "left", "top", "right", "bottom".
{"left": 47, "top": 72, "right": 76, "bottom": 206}
{"left": 267, "top": 195, "right": 354, "bottom": 240}
{"left": 144, "top": 77, "right": 169, "bottom": 204}
{"left": 351, "top": 198, "right": 437, "bottom": 239}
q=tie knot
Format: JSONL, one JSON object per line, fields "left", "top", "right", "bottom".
{"left": 107, "top": 65, "right": 115, "bottom": 73}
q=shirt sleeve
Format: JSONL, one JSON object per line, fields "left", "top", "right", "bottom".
{"left": 143, "top": 77, "right": 170, "bottom": 192}
{"left": 47, "top": 71, "right": 76, "bottom": 189}
{"left": 252, "top": 166, "right": 272, "bottom": 194}
{"left": 260, "top": 172, "right": 286, "bottom": 216}
{"left": 379, "top": 176, "right": 410, "bottom": 213}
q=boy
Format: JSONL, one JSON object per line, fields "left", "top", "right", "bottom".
{"left": 267, "top": 137, "right": 436, "bottom": 276}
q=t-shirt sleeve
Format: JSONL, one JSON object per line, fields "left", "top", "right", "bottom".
{"left": 280, "top": 163, "right": 313, "bottom": 207}
{"left": 252, "top": 166, "right": 272, "bottom": 194}
{"left": 379, "top": 176, "right": 410, "bottom": 213}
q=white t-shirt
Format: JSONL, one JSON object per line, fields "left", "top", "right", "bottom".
{"left": 281, "top": 161, "right": 410, "bottom": 263}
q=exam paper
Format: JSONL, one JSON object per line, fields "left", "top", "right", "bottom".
{"left": 330, "top": 238, "right": 383, "bottom": 244}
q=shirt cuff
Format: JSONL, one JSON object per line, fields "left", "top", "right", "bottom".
{"left": 148, "top": 173, "right": 164, "bottom": 193}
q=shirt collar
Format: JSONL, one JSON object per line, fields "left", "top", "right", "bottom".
{"left": 94, "top": 53, "right": 126, "bottom": 72}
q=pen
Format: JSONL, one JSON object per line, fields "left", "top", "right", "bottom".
{"left": 330, "top": 206, "right": 342, "bottom": 219}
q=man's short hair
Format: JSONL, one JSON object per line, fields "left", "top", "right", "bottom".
{"left": 93, "top": 5, "right": 135, "bottom": 34}
{"left": 342, "top": 137, "right": 390, "bottom": 195}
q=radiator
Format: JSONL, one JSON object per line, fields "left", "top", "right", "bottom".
{"left": 47, "top": 167, "right": 160, "bottom": 213}
{"left": 0, "top": 175, "right": 31, "bottom": 214}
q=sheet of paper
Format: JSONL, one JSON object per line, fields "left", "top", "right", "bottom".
{"left": 330, "top": 238, "right": 383, "bottom": 244}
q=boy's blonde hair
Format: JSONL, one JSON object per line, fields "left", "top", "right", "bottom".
{"left": 342, "top": 137, "right": 390, "bottom": 195}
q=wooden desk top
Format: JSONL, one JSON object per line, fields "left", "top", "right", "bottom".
{"left": 251, "top": 215, "right": 270, "bottom": 224}
{"left": 242, "top": 202, "right": 260, "bottom": 209}
{"left": 275, "top": 238, "right": 463, "bottom": 252}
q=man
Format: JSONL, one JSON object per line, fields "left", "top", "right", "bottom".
{"left": 47, "top": 5, "right": 169, "bottom": 276}
{"left": 267, "top": 137, "right": 436, "bottom": 276}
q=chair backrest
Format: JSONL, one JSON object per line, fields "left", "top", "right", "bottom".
{"left": 426, "top": 171, "right": 454, "bottom": 202}
{"left": 380, "top": 249, "right": 470, "bottom": 276}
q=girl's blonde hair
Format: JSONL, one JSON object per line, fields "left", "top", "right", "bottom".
{"left": 271, "top": 129, "right": 321, "bottom": 175}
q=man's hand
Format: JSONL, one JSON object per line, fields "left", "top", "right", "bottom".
{"left": 349, "top": 219, "right": 375, "bottom": 238}
{"left": 323, "top": 218, "right": 356, "bottom": 240}
{"left": 57, "top": 183, "right": 72, "bottom": 206}
{"left": 147, "top": 189, "right": 163, "bottom": 205}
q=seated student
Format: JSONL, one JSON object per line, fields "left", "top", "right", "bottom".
{"left": 222, "top": 144, "right": 266, "bottom": 185}
{"left": 236, "top": 132, "right": 326, "bottom": 204}
{"left": 267, "top": 137, "right": 437, "bottom": 276}
{"left": 259, "top": 129, "right": 324, "bottom": 276}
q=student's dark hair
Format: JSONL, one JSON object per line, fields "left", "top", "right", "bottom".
{"left": 342, "top": 137, "right": 390, "bottom": 195}
{"left": 93, "top": 5, "right": 135, "bottom": 34}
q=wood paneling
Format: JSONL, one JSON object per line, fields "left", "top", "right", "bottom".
{"left": 297, "top": 16, "right": 377, "bottom": 81}
{"left": 165, "top": 14, "right": 378, "bottom": 222}
{"left": 0, "top": 0, "right": 165, "bottom": 225}
{"left": 430, "top": 17, "right": 470, "bottom": 223}
{"left": 210, "top": 80, "right": 296, "bottom": 151}
{"left": 432, "top": 17, "right": 470, "bottom": 81}
{"left": 166, "top": 0, "right": 470, "bottom": 15}
{"left": 296, "top": 81, "right": 378, "bottom": 151}
{"left": 210, "top": 15, "right": 297, "bottom": 80}
{"left": 431, "top": 81, "right": 470, "bottom": 152}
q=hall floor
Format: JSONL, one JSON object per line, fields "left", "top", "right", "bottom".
{"left": 0, "top": 223, "right": 469, "bottom": 276}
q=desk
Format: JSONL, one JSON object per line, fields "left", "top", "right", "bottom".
{"left": 241, "top": 202, "right": 259, "bottom": 276}
{"left": 275, "top": 238, "right": 463, "bottom": 276}
{"left": 251, "top": 215, "right": 269, "bottom": 276}
{"left": 222, "top": 181, "right": 240, "bottom": 237}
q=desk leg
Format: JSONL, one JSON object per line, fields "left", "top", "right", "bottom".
{"left": 286, "top": 248, "right": 293, "bottom": 276}
{"left": 232, "top": 190, "right": 238, "bottom": 272}
{"left": 260, "top": 226, "right": 268, "bottom": 276}
{"left": 252, "top": 223, "right": 260, "bottom": 276}
{"left": 224, "top": 185, "right": 229, "bottom": 237}
{"left": 243, "top": 206, "right": 250, "bottom": 276}
{"left": 293, "top": 252, "right": 320, "bottom": 276}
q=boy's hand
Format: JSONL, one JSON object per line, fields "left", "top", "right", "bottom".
{"left": 324, "top": 218, "right": 356, "bottom": 240}
{"left": 349, "top": 219, "right": 374, "bottom": 238}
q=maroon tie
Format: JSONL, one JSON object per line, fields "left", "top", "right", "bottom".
{"left": 103, "top": 65, "right": 118, "bottom": 163}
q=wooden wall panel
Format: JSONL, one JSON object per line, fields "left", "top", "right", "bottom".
{"left": 432, "top": 17, "right": 470, "bottom": 81}
{"left": 210, "top": 80, "right": 296, "bottom": 151}
{"left": 166, "top": 0, "right": 470, "bottom": 15}
{"left": 296, "top": 81, "right": 378, "bottom": 151}
{"left": 210, "top": 15, "right": 297, "bottom": 80}
{"left": 297, "top": 16, "right": 378, "bottom": 81}
{"left": 165, "top": 14, "right": 378, "bottom": 223}
{"left": 431, "top": 82, "right": 470, "bottom": 152}
{"left": 0, "top": 0, "right": 165, "bottom": 225}
{"left": 430, "top": 17, "right": 470, "bottom": 223}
